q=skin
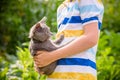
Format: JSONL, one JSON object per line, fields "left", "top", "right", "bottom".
{"left": 34, "top": 22, "right": 99, "bottom": 68}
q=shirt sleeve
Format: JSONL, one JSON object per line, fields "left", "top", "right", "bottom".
{"left": 79, "top": 0, "right": 104, "bottom": 29}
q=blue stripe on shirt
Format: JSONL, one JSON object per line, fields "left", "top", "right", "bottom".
{"left": 58, "top": 16, "right": 82, "bottom": 28}
{"left": 82, "top": 16, "right": 102, "bottom": 29}
{"left": 69, "top": 16, "right": 82, "bottom": 23}
{"left": 57, "top": 58, "right": 96, "bottom": 70}
{"left": 62, "top": 18, "right": 69, "bottom": 24}
{"left": 82, "top": 16, "right": 98, "bottom": 24}
{"left": 98, "top": 21, "right": 102, "bottom": 29}
{"left": 58, "top": 16, "right": 102, "bottom": 29}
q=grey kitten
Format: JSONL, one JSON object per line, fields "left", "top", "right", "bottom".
{"left": 29, "top": 17, "right": 64, "bottom": 75}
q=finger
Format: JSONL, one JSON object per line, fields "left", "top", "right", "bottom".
{"left": 35, "top": 63, "right": 42, "bottom": 67}
{"left": 39, "top": 71, "right": 44, "bottom": 75}
{"left": 34, "top": 61, "right": 39, "bottom": 64}
{"left": 36, "top": 51, "right": 42, "bottom": 55}
{"left": 33, "top": 57, "right": 37, "bottom": 60}
{"left": 33, "top": 56, "right": 39, "bottom": 60}
{"left": 35, "top": 62, "right": 42, "bottom": 67}
{"left": 33, "top": 58, "right": 40, "bottom": 62}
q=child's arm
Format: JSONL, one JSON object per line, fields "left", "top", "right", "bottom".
{"left": 51, "top": 22, "right": 99, "bottom": 60}
{"left": 34, "top": 22, "right": 99, "bottom": 67}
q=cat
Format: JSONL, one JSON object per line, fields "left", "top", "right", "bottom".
{"left": 29, "top": 17, "right": 65, "bottom": 75}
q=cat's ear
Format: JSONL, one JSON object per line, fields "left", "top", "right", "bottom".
{"left": 35, "top": 23, "right": 41, "bottom": 29}
{"left": 39, "top": 16, "right": 47, "bottom": 23}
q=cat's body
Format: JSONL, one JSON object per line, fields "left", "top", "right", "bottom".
{"left": 29, "top": 36, "right": 64, "bottom": 75}
{"left": 29, "top": 17, "right": 64, "bottom": 75}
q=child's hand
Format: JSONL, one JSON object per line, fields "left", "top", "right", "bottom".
{"left": 33, "top": 51, "right": 55, "bottom": 67}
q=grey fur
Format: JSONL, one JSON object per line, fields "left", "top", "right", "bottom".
{"left": 29, "top": 17, "right": 64, "bottom": 75}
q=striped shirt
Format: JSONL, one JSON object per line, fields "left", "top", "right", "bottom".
{"left": 48, "top": 0, "right": 104, "bottom": 80}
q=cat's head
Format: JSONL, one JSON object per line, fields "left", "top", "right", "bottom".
{"left": 29, "top": 17, "right": 53, "bottom": 41}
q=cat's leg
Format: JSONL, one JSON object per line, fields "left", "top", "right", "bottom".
{"left": 53, "top": 34, "right": 64, "bottom": 45}
{"left": 58, "top": 38, "right": 75, "bottom": 48}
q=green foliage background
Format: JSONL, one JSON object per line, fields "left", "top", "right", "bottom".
{"left": 0, "top": 0, "right": 120, "bottom": 80}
